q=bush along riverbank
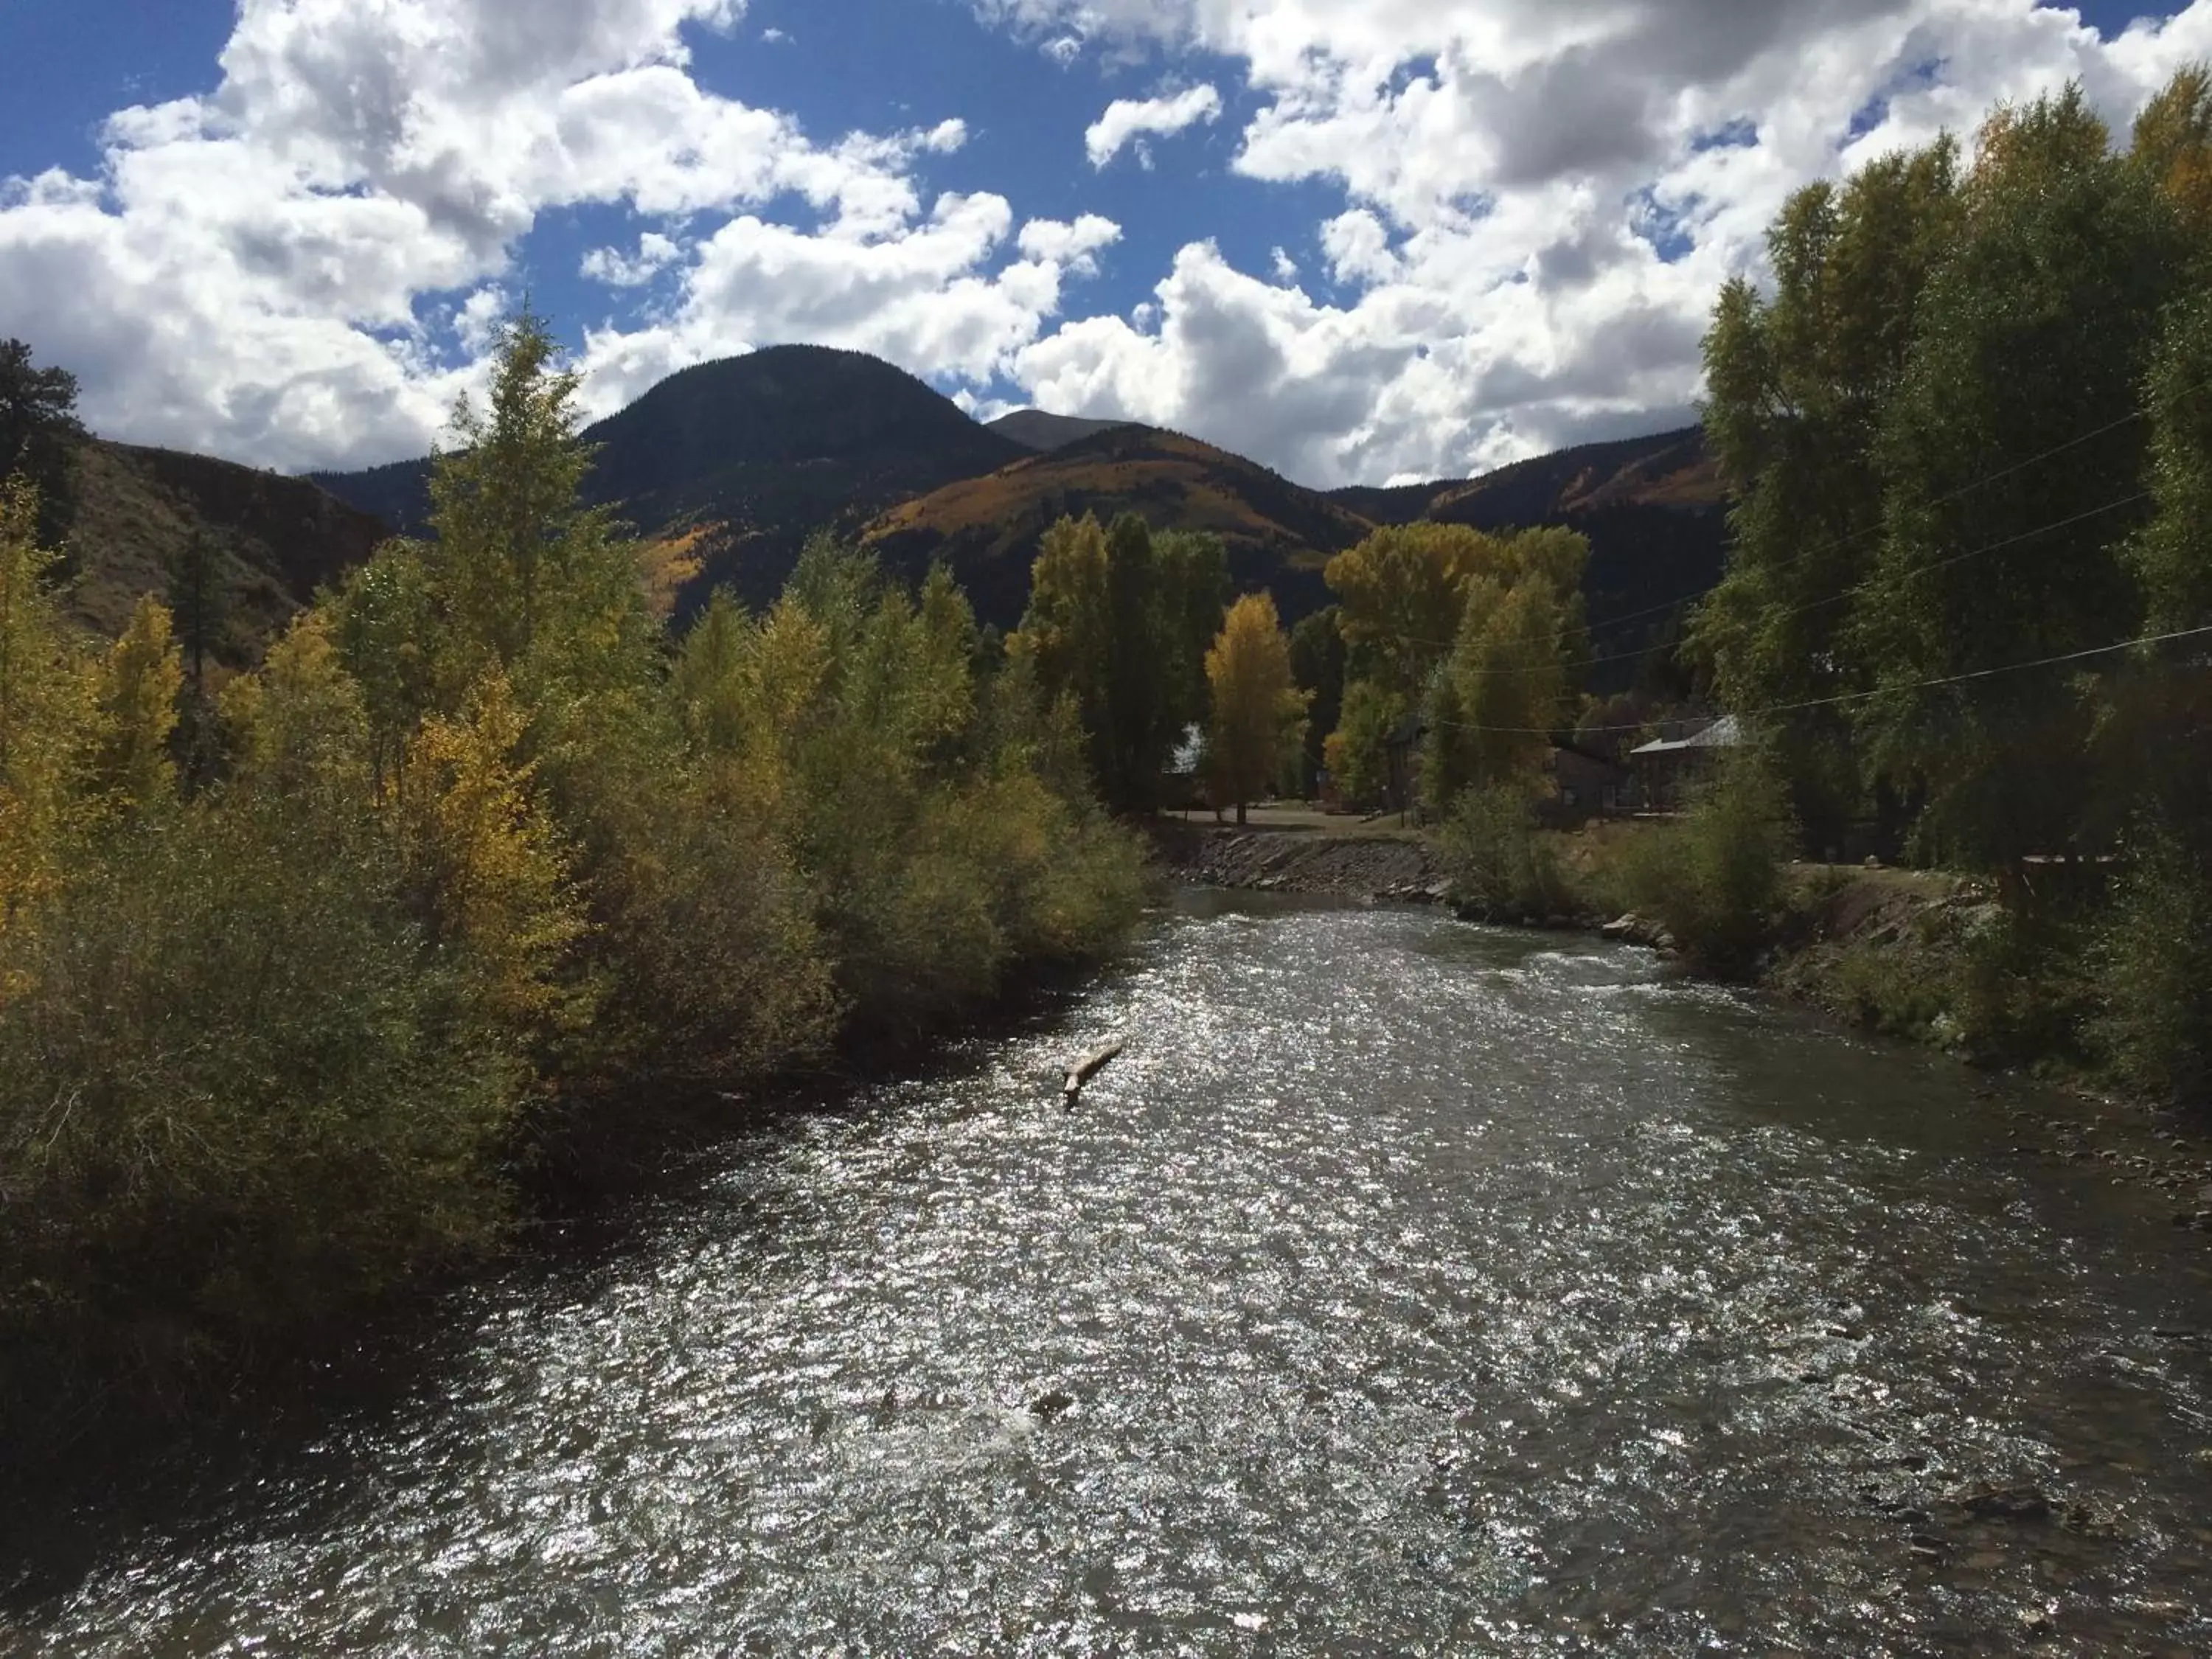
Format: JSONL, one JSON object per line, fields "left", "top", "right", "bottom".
{"left": 1415, "top": 751, "right": 2212, "bottom": 1219}
{"left": 0, "top": 319, "right": 1148, "bottom": 1456}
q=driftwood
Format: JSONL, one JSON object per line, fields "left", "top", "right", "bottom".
{"left": 1062, "top": 1041, "right": 1123, "bottom": 1107}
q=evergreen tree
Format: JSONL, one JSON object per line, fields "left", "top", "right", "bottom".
{"left": 0, "top": 339, "right": 83, "bottom": 543}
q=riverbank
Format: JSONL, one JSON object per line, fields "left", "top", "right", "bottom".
{"left": 1149, "top": 820, "right": 1453, "bottom": 902}
{"left": 17, "top": 897, "right": 2212, "bottom": 1654}
{"left": 1154, "top": 821, "right": 2212, "bottom": 1228}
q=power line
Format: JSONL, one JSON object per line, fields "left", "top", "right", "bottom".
{"left": 1360, "top": 481, "right": 2161, "bottom": 684}
{"left": 1570, "top": 368, "right": 2183, "bottom": 638}
{"left": 1342, "top": 363, "right": 2203, "bottom": 681}
{"left": 1418, "top": 621, "right": 2212, "bottom": 738}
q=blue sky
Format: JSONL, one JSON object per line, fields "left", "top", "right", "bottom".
{"left": 0, "top": 1, "right": 2203, "bottom": 487}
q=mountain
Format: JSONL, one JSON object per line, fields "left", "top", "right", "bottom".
{"left": 62, "top": 439, "right": 392, "bottom": 664}
{"left": 91, "top": 346, "right": 1728, "bottom": 692}
{"left": 313, "top": 346, "right": 1028, "bottom": 611}
{"left": 986, "top": 411, "right": 1133, "bottom": 453}
{"left": 1329, "top": 426, "right": 1729, "bottom": 691}
{"left": 861, "top": 423, "right": 1377, "bottom": 628}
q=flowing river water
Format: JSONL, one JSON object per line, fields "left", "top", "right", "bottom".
{"left": 8, "top": 893, "right": 2212, "bottom": 1655}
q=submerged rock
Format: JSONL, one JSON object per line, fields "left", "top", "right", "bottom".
{"left": 1947, "top": 1481, "right": 2051, "bottom": 1523}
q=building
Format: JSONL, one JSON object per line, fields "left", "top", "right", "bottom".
{"left": 1628, "top": 714, "right": 1742, "bottom": 812}
{"left": 1541, "top": 739, "right": 1638, "bottom": 827}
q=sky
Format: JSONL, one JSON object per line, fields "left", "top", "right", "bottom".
{"left": 1, "top": 1, "right": 2208, "bottom": 489}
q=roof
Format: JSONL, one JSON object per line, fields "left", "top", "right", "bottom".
{"left": 1629, "top": 714, "right": 1742, "bottom": 757}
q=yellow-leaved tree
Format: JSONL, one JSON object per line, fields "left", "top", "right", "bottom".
{"left": 0, "top": 478, "right": 94, "bottom": 937}
{"left": 398, "top": 673, "right": 591, "bottom": 1060}
{"left": 1203, "top": 593, "right": 1308, "bottom": 826}
{"left": 92, "top": 594, "right": 183, "bottom": 816}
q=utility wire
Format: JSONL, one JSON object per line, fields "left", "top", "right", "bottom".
{"left": 1367, "top": 481, "right": 2160, "bottom": 682}
{"left": 1416, "top": 621, "right": 2212, "bottom": 739}
{"left": 1351, "top": 364, "right": 2202, "bottom": 681}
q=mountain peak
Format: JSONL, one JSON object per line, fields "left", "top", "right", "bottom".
{"left": 986, "top": 410, "right": 1135, "bottom": 453}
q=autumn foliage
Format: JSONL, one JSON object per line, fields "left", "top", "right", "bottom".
{"left": 0, "top": 318, "right": 1146, "bottom": 1415}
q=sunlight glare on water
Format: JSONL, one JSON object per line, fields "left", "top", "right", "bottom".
{"left": 11, "top": 893, "right": 2212, "bottom": 1655}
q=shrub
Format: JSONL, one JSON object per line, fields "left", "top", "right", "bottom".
{"left": 1617, "top": 745, "right": 1796, "bottom": 974}
{"left": 2096, "top": 823, "right": 2212, "bottom": 1104}
{"left": 1439, "top": 785, "right": 1571, "bottom": 920}
{"left": 0, "top": 795, "right": 520, "bottom": 1379}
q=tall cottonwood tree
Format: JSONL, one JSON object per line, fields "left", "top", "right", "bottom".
{"left": 1854, "top": 86, "right": 2183, "bottom": 869}
{"left": 1203, "top": 593, "right": 1307, "bottom": 824}
{"left": 1691, "top": 134, "right": 1963, "bottom": 841}
{"left": 1015, "top": 512, "right": 1223, "bottom": 812}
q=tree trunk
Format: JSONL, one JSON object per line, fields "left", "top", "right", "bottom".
{"left": 1236, "top": 800, "right": 1248, "bottom": 827}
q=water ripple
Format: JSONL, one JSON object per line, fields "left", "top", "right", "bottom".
{"left": 13, "top": 897, "right": 2212, "bottom": 1656}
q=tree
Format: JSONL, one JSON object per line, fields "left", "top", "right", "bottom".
{"left": 92, "top": 594, "right": 182, "bottom": 815}
{"left": 1690, "top": 135, "right": 1963, "bottom": 841}
{"left": 0, "top": 339, "right": 83, "bottom": 543}
{"left": 166, "top": 532, "right": 231, "bottom": 789}
{"left": 397, "top": 673, "right": 588, "bottom": 1054}
{"left": 0, "top": 479, "right": 94, "bottom": 933}
{"left": 1203, "top": 593, "right": 1307, "bottom": 824}
{"left": 1154, "top": 529, "right": 1231, "bottom": 734}
{"left": 407, "top": 312, "right": 659, "bottom": 728}
{"left": 1434, "top": 571, "right": 1579, "bottom": 809}
{"left": 1324, "top": 680, "right": 1405, "bottom": 810}
{"left": 1014, "top": 512, "right": 1211, "bottom": 812}
{"left": 1324, "top": 523, "right": 1514, "bottom": 703}
{"left": 2129, "top": 63, "right": 2212, "bottom": 248}
{"left": 1288, "top": 607, "right": 1346, "bottom": 794}
{"left": 1853, "top": 86, "right": 2181, "bottom": 869}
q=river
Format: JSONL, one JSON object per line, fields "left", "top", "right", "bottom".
{"left": 7, "top": 894, "right": 2212, "bottom": 1655}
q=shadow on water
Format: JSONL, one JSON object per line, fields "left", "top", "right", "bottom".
{"left": 9, "top": 895, "right": 2212, "bottom": 1654}
{"left": 0, "top": 950, "right": 1138, "bottom": 1615}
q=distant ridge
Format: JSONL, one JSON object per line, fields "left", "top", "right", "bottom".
{"left": 986, "top": 411, "right": 1133, "bottom": 453}
{"left": 863, "top": 422, "right": 1375, "bottom": 628}
{"left": 313, "top": 346, "right": 1027, "bottom": 610}
{"left": 66, "top": 439, "right": 391, "bottom": 664}
{"left": 57, "top": 344, "right": 1733, "bottom": 686}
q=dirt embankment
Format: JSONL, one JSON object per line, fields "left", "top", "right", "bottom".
{"left": 1150, "top": 823, "right": 1452, "bottom": 903}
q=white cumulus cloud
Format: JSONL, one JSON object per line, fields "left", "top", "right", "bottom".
{"left": 1084, "top": 83, "right": 1223, "bottom": 167}
{"left": 980, "top": 0, "right": 2212, "bottom": 485}
{"left": 0, "top": 0, "right": 1113, "bottom": 472}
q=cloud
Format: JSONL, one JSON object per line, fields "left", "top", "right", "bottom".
{"left": 978, "top": 0, "right": 2212, "bottom": 485}
{"left": 6, "top": 0, "right": 2211, "bottom": 490}
{"left": 0, "top": 0, "right": 1107, "bottom": 472}
{"left": 581, "top": 230, "right": 685, "bottom": 286}
{"left": 1084, "top": 83, "right": 1223, "bottom": 167}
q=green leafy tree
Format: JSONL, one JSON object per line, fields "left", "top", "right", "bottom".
{"left": 1015, "top": 512, "right": 1211, "bottom": 812}
{"left": 1691, "top": 136, "right": 1963, "bottom": 840}
{"left": 1852, "top": 86, "right": 2182, "bottom": 870}
{"left": 1324, "top": 679, "right": 1405, "bottom": 809}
